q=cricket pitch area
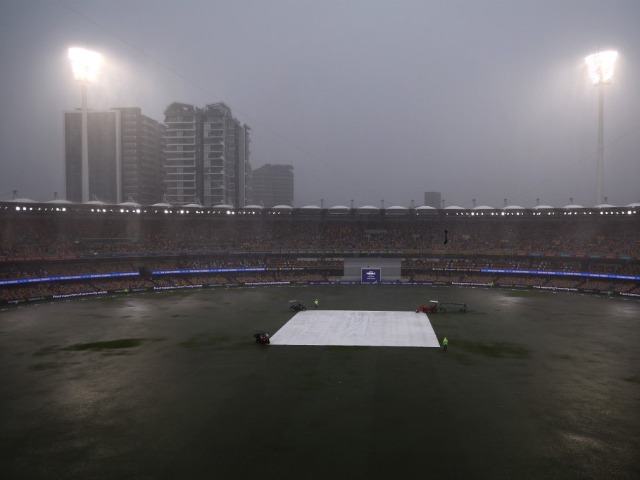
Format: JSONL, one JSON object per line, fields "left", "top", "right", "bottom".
{"left": 270, "top": 310, "right": 440, "bottom": 347}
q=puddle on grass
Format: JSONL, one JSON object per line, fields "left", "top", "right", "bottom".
{"left": 62, "top": 338, "right": 146, "bottom": 351}
{"left": 454, "top": 339, "right": 531, "bottom": 359}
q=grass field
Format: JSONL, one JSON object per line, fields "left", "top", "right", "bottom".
{"left": 1, "top": 285, "right": 639, "bottom": 479}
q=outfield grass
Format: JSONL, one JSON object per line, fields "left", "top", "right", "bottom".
{"left": 1, "top": 285, "right": 639, "bottom": 479}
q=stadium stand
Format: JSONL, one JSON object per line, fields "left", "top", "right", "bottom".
{"left": 1, "top": 201, "right": 638, "bottom": 305}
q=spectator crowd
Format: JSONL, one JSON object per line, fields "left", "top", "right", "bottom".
{"left": 1, "top": 209, "right": 639, "bottom": 303}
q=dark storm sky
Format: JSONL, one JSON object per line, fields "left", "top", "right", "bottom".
{"left": 1, "top": 0, "right": 639, "bottom": 208}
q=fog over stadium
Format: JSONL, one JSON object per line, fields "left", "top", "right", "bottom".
{"left": 1, "top": 0, "right": 639, "bottom": 208}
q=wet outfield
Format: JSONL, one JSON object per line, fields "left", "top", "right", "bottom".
{"left": 1, "top": 285, "right": 639, "bottom": 479}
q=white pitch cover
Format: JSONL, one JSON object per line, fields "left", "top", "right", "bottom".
{"left": 269, "top": 310, "right": 440, "bottom": 347}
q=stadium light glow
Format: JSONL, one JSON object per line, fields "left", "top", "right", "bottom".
{"left": 585, "top": 51, "right": 617, "bottom": 85}
{"left": 68, "top": 47, "right": 103, "bottom": 83}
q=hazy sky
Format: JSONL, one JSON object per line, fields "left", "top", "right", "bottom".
{"left": 1, "top": 0, "right": 639, "bottom": 208}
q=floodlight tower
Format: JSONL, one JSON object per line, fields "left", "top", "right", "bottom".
{"left": 585, "top": 50, "right": 617, "bottom": 205}
{"left": 68, "top": 47, "right": 103, "bottom": 203}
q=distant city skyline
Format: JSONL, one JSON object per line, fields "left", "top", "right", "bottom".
{"left": 1, "top": 1, "right": 639, "bottom": 208}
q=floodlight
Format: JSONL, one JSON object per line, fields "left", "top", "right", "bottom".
{"left": 585, "top": 50, "right": 619, "bottom": 205}
{"left": 68, "top": 47, "right": 103, "bottom": 83}
{"left": 68, "top": 47, "right": 103, "bottom": 203}
{"left": 585, "top": 50, "right": 617, "bottom": 85}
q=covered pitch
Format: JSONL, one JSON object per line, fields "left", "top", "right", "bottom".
{"left": 270, "top": 310, "right": 440, "bottom": 347}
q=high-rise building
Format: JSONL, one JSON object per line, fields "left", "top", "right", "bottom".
{"left": 163, "top": 102, "right": 251, "bottom": 207}
{"left": 64, "top": 108, "right": 165, "bottom": 204}
{"left": 251, "top": 164, "right": 294, "bottom": 207}
{"left": 163, "top": 103, "right": 198, "bottom": 205}
{"left": 424, "top": 191, "right": 442, "bottom": 208}
{"left": 65, "top": 109, "right": 120, "bottom": 204}
{"left": 117, "top": 108, "right": 165, "bottom": 205}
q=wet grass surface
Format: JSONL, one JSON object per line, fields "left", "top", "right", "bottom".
{"left": 1, "top": 286, "right": 639, "bottom": 479}
{"left": 178, "top": 334, "right": 231, "bottom": 348}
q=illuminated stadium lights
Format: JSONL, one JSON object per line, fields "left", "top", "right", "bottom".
{"left": 68, "top": 47, "right": 103, "bottom": 83}
{"left": 1, "top": 199, "right": 637, "bottom": 220}
{"left": 585, "top": 51, "right": 618, "bottom": 84}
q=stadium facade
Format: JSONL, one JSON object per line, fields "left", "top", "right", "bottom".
{"left": 163, "top": 102, "right": 251, "bottom": 207}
